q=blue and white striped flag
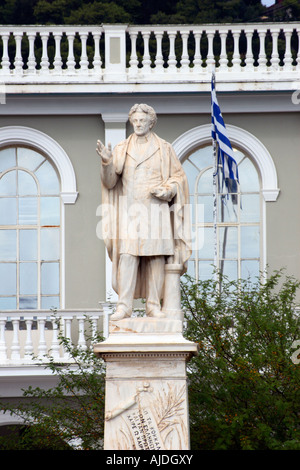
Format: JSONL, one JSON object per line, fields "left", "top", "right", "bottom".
{"left": 211, "top": 73, "right": 239, "bottom": 194}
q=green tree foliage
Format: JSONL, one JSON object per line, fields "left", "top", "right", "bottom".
{"left": 150, "top": 0, "right": 266, "bottom": 24}
{"left": 182, "top": 270, "right": 300, "bottom": 450}
{"left": 1, "top": 271, "right": 299, "bottom": 450}
{"left": 0, "top": 0, "right": 272, "bottom": 25}
{"left": 0, "top": 319, "right": 106, "bottom": 450}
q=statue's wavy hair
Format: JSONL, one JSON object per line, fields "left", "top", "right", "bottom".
{"left": 128, "top": 103, "right": 157, "bottom": 129}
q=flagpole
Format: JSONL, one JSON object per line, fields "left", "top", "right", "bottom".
{"left": 211, "top": 70, "right": 239, "bottom": 282}
{"left": 211, "top": 72, "right": 218, "bottom": 275}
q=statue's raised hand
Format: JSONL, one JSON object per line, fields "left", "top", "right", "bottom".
{"left": 96, "top": 140, "right": 112, "bottom": 163}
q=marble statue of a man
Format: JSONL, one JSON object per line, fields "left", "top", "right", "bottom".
{"left": 97, "top": 104, "right": 191, "bottom": 321}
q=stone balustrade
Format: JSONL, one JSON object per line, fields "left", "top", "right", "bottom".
{"left": 0, "top": 23, "right": 298, "bottom": 89}
{"left": 0, "top": 308, "right": 111, "bottom": 365}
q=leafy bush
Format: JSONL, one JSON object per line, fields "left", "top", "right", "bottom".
{"left": 1, "top": 321, "right": 106, "bottom": 450}
{"left": 182, "top": 270, "right": 300, "bottom": 450}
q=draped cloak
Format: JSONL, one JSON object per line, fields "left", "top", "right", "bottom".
{"left": 100, "top": 132, "right": 192, "bottom": 299}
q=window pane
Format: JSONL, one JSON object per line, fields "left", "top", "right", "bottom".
{"left": 219, "top": 227, "right": 238, "bottom": 259}
{"left": 0, "top": 230, "right": 17, "bottom": 261}
{"left": 198, "top": 195, "right": 213, "bottom": 223}
{"left": 218, "top": 196, "right": 238, "bottom": 223}
{"left": 0, "top": 148, "right": 16, "bottom": 172}
{"left": 198, "top": 227, "right": 214, "bottom": 259}
{"left": 239, "top": 158, "right": 259, "bottom": 192}
{"left": 197, "top": 168, "right": 213, "bottom": 194}
{"left": 41, "top": 296, "right": 60, "bottom": 309}
{"left": 35, "top": 160, "right": 59, "bottom": 194}
{"left": 0, "top": 263, "right": 16, "bottom": 295}
{"left": 240, "top": 194, "right": 260, "bottom": 223}
{"left": 19, "top": 296, "right": 37, "bottom": 309}
{"left": 0, "top": 171, "right": 17, "bottom": 196}
{"left": 189, "top": 146, "right": 213, "bottom": 169}
{"left": 241, "top": 259, "right": 260, "bottom": 281}
{"left": 183, "top": 159, "right": 199, "bottom": 193}
{"left": 19, "top": 197, "right": 38, "bottom": 225}
{"left": 0, "top": 198, "right": 17, "bottom": 225}
{"left": 187, "top": 259, "right": 195, "bottom": 278}
{"left": 0, "top": 297, "right": 16, "bottom": 309}
{"left": 17, "top": 147, "right": 45, "bottom": 171}
{"left": 20, "top": 263, "right": 37, "bottom": 295}
{"left": 40, "top": 197, "right": 60, "bottom": 226}
{"left": 241, "top": 226, "right": 260, "bottom": 258}
{"left": 198, "top": 261, "right": 215, "bottom": 281}
{"left": 41, "top": 228, "right": 60, "bottom": 260}
{"left": 41, "top": 262, "right": 59, "bottom": 295}
{"left": 18, "top": 170, "right": 38, "bottom": 196}
{"left": 20, "top": 229, "right": 37, "bottom": 261}
{"left": 220, "top": 260, "right": 238, "bottom": 280}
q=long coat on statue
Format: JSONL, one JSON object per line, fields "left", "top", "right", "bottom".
{"left": 100, "top": 132, "right": 192, "bottom": 299}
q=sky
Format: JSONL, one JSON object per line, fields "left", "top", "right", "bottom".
{"left": 261, "top": 0, "right": 276, "bottom": 6}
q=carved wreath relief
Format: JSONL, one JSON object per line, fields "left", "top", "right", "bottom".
{"left": 105, "top": 382, "right": 188, "bottom": 450}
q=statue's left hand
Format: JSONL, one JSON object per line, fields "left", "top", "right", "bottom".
{"left": 150, "top": 185, "right": 176, "bottom": 202}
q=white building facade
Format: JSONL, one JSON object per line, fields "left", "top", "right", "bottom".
{"left": 0, "top": 22, "right": 299, "bottom": 431}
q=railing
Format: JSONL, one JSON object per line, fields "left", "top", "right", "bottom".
{"left": 0, "top": 23, "right": 298, "bottom": 84}
{"left": 0, "top": 308, "right": 111, "bottom": 364}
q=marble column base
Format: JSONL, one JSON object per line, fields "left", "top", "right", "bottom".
{"left": 94, "top": 318, "right": 198, "bottom": 450}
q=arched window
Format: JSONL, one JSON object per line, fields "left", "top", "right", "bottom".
{"left": 0, "top": 146, "right": 61, "bottom": 310}
{"left": 173, "top": 124, "right": 279, "bottom": 283}
{"left": 183, "top": 144, "right": 261, "bottom": 282}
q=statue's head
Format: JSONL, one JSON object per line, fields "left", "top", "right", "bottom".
{"left": 128, "top": 103, "right": 157, "bottom": 130}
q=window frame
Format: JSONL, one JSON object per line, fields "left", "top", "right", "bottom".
{"left": 172, "top": 124, "right": 280, "bottom": 280}
{"left": 0, "top": 126, "right": 78, "bottom": 311}
{"left": 0, "top": 146, "right": 61, "bottom": 310}
{"left": 185, "top": 146, "right": 262, "bottom": 282}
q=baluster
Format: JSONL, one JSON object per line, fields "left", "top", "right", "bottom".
{"left": 270, "top": 28, "right": 280, "bottom": 69}
{"left": 0, "top": 318, "right": 7, "bottom": 361}
{"left": 129, "top": 30, "right": 139, "bottom": 76}
{"left": 79, "top": 32, "right": 89, "bottom": 71}
{"left": 1, "top": 33, "right": 11, "bottom": 72}
{"left": 27, "top": 32, "right": 36, "bottom": 73}
{"left": 257, "top": 29, "right": 267, "bottom": 70}
{"left": 11, "top": 319, "right": 21, "bottom": 361}
{"left": 297, "top": 28, "right": 300, "bottom": 69}
{"left": 168, "top": 31, "right": 177, "bottom": 73}
{"left": 245, "top": 29, "right": 254, "bottom": 71}
{"left": 283, "top": 29, "right": 293, "bottom": 70}
{"left": 77, "top": 317, "right": 87, "bottom": 350}
{"left": 63, "top": 317, "right": 72, "bottom": 342}
{"left": 219, "top": 30, "right": 228, "bottom": 71}
{"left": 193, "top": 31, "right": 202, "bottom": 73}
{"left": 50, "top": 317, "right": 61, "bottom": 359}
{"left": 232, "top": 30, "right": 241, "bottom": 70}
{"left": 206, "top": 30, "right": 215, "bottom": 71}
{"left": 93, "top": 32, "right": 102, "bottom": 72}
{"left": 40, "top": 32, "right": 49, "bottom": 72}
{"left": 141, "top": 31, "right": 151, "bottom": 73}
{"left": 66, "top": 32, "right": 76, "bottom": 70}
{"left": 38, "top": 318, "right": 47, "bottom": 358}
{"left": 62, "top": 316, "right": 72, "bottom": 359}
{"left": 54, "top": 32, "right": 62, "bottom": 71}
{"left": 154, "top": 31, "right": 164, "bottom": 73}
{"left": 91, "top": 315, "right": 99, "bottom": 342}
{"left": 14, "top": 32, "right": 24, "bottom": 73}
{"left": 180, "top": 30, "right": 190, "bottom": 73}
{"left": 24, "top": 318, "right": 34, "bottom": 358}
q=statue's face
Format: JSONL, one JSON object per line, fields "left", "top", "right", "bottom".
{"left": 131, "top": 112, "right": 152, "bottom": 137}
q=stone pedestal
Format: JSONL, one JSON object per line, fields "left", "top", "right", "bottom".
{"left": 94, "top": 318, "right": 198, "bottom": 450}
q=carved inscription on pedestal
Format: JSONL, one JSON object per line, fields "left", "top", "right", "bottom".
{"left": 105, "top": 382, "right": 188, "bottom": 450}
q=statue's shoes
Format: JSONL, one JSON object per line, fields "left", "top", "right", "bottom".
{"left": 110, "top": 309, "right": 131, "bottom": 321}
{"left": 147, "top": 309, "right": 165, "bottom": 318}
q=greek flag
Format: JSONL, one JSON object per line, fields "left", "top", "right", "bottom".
{"left": 211, "top": 73, "right": 239, "bottom": 194}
